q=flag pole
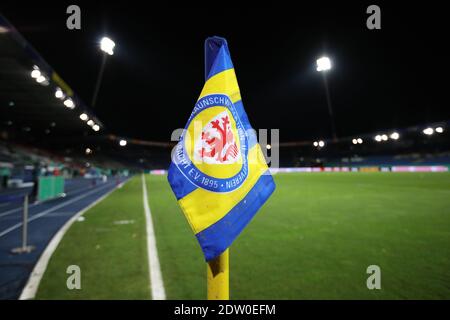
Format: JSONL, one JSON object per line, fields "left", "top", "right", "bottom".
{"left": 207, "top": 249, "right": 229, "bottom": 300}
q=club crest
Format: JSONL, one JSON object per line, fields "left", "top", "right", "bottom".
{"left": 174, "top": 94, "right": 249, "bottom": 192}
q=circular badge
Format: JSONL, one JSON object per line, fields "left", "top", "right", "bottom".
{"left": 173, "top": 94, "right": 249, "bottom": 192}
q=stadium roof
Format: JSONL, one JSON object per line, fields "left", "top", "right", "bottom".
{"left": 0, "top": 15, "right": 103, "bottom": 147}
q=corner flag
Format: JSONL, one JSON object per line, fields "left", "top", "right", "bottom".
{"left": 168, "top": 36, "right": 275, "bottom": 262}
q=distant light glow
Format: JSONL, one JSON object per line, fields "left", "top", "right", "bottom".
{"left": 316, "top": 56, "right": 332, "bottom": 72}
{"left": 357, "top": 138, "right": 363, "bottom": 144}
{"left": 375, "top": 135, "right": 382, "bottom": 142}
{"left": 119, "top": 139, "right": 127, "bottom": 147}
{"left": 435, "top": 127, "right": 444, "bottom": 133}
{"left": 390, "top": 132, "right": 400, "bottom": 140}
{"left": 381, "top": 134, "right": 388, "bottom": 141}
{"left": 93, "top": 124, "right": 100, "bottom": 131}
{"left": 100, "top": 37, "right": 115, "bottom": 55}
{"left": 352, "top": 139, "right": 357, "bottom": 145}
{"left": 313, "top": 141, "right": 319, "bottom": 147}
{"left": 423, "top": 127, "right": 434, "bottom": 135}
{"left": 266, "top": 144, "right": 271, "bottom": 150}
{"left": 85, "top": 148, "right": 92, "bottom": 155}
{"left": 318, "top": 140, "right": 325, "bottom": 147}
{"left": 87, "top": 120, "right": 94, "bottom": 127}
{"left": 55, "top": 88, "right": 64, "bottom": 99}
{"left": 79, "top": 113, "right": 88, "bottom": 121}
{"left": 63, "top": 98, "right": 75, "bottom": 109}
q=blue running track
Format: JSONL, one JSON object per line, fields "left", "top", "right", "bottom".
{"left": 0, "top": 177, "right": 127, "bottom": 299}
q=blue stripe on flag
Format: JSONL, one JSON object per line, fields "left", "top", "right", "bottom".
{"left": 195, "top": 171, "right": 276, "bottom": 261}
{"left": 205, "top": 37, "right": 234, "bottom": 80}
{"left": 167, "top": 162, "right": 198, "bottom": 200}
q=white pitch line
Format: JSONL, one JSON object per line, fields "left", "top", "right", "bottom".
{"left": 0, "top": 182, "right": 113, "bottom": 238}
{"left": 141, "top": 174, "right": 166, "bottom": 300}
{"left": 19, "top": 180, "right": 127, "bottom": 300}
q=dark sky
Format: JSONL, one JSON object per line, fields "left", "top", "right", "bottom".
{"left": 1, "top": 2, "right": 448, "bottom": 142}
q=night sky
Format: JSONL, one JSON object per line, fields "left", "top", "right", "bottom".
{"left": 1, "top": 2, "right": 448, "bottom": 143}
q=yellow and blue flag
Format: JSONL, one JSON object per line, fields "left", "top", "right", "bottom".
{"left": 168, "top": 36, "right": 275, "bottom": 261}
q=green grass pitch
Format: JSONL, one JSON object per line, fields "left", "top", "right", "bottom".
{"left": 37, "top": 172, "right": 450, "bottom": 299}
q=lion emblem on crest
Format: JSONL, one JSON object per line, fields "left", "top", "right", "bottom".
{"left": 194, "top": 111, "right": 240, "bottom": 164}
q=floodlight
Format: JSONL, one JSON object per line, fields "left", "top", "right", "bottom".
{"left": 390, "top": 132, "right": 400, "bottom": 140}
{"left": 63, "top": 98, "right": 75, "bottom": 109}
{"left": 318, "top": 140, "right": 325, "bottom": 147}
{"left": 435, "top": 127, "right": 444, "bottom": 133}
{"left": 100, "top": 37, "right": 115, "bottom": 55}
{"left": 36, "top": 75, "right": 46, "bottom": 83}
{"left": 423, "top": 127, "right": 434, "bottom": 135}
{"left": 119, "top": 139, "right": 127, "bottom": 147}
{"left": 316, "top": 56, "right": 332, "bottom": 72}
{"left": 55, "top": 88, "right": 64, "bottom": 99}
{"left": 31, "top": 69, "right": 41, "bottom": 79}
{"left": 79, "top": 113, "right": 88, "bottom": 121}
